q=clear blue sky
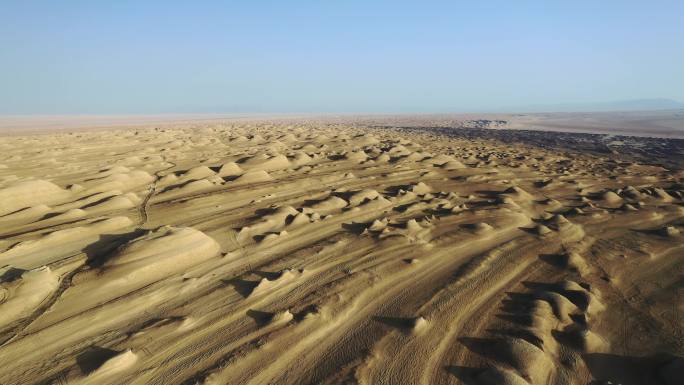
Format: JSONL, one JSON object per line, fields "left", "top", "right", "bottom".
{"left": 1, "top": 1, "right": 683, "bottom": 114}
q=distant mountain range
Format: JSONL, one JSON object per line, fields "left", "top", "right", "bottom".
{"left": 512, "top": 98, "right": 684, "bottom": 113}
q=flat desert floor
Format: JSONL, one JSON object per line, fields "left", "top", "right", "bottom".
{"left": 0, "top": 116, "right": 682, "bottom": 385}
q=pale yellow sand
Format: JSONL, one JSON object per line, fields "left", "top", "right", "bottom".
{"left": 0, "top": 118, "right": 682, "bottom": 385}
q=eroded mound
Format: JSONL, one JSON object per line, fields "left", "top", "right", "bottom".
{"left": 0, "top": 119, "right": 681, "bottom": 385}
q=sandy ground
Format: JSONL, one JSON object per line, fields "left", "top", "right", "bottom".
{"left": 2, "top": 110, "right": 684, "bottom": 138}
{"left": 0, "top": 116, "right": 682, "bottom": 385}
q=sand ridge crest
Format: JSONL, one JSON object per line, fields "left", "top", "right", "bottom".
{"left": 0, "top": 118, "right": 681, "bottom": 385}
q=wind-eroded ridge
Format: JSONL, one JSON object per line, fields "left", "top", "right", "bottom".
{"left": 0, "top": 121, "right": 682, "bottom": 385}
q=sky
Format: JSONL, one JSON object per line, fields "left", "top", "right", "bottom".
{"left": 1, "top": 0, "right": 683, "bottom": 114}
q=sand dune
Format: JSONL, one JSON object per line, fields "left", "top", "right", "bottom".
{"left": 0, "top": 117, "right": 682, "bottom": 385}
{"left": 0, "top": 179, "right": 70, "bottom": 216}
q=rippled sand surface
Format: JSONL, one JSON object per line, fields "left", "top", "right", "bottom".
{"left": 0, "top": 117, "right": 682, "bottom": 385}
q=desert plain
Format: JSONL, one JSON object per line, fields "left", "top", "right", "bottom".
{"left": 0, "top": 113, "right": 683, "bottom": 385}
